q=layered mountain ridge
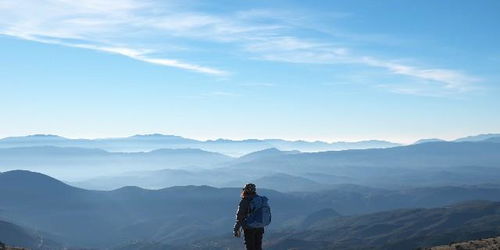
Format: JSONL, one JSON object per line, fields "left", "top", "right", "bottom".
{"left": 1, "top": 171, "right": 500, "bottom": 249}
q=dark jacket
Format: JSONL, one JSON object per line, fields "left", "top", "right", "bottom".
{"left": 234, "top": 193, "right": 256, "bottom": 232}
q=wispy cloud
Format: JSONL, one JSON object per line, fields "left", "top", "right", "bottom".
{"left": 7, "top": 33, "right": 228, "bottom": 75}
{"left": 0, "top": 0, "right": 480, "bottom": 93}
{"left": 360, "top": 57, "right": 479, "bottom": 92}
{"left": 0, "top": 0, "right": 228, "bottom": 75}
{"left": 245, "top": 36, "right": 478, "bottom": 94}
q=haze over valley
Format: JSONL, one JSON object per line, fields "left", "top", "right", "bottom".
{"left": 1, "top": 133, "right": 500, "bottom": 249}
{"left": 1, "top": 0, "right": 500, "bottom": 249}
{"left": 1, "top": 133, "right": 499, "bottom": 190}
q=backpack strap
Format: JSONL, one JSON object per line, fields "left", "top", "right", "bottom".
{"left": 246, "top": 196, "right": 254, "bottom": 215}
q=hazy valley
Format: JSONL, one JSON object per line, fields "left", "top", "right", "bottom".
{"left": 1, "top": 133, "right": 500, "bottom": 249}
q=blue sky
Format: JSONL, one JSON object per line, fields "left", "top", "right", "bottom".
{"left": 0, "top": 0, "right": 499, "bottom": 143}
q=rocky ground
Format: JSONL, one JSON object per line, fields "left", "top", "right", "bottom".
{"left": 426, "top": 236, "right": 500, "bottom": 250}
{"left": 0, "top": 246, "right": 26, "bottom": 250}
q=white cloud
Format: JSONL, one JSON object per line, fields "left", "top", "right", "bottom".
{"left": 360, "top": 57, "right": 479, "bottom": 92}
{"left": 5, "top": 33, "right": 228, "bottom": 75}
{"left": 0, "top": 0, "right": 480, "bottom": 92}
{"left": 246, "top": 37, "right": 478, "bottom": 93}
{"left": 0, "top": 0, "right": 228, "bottom": 75}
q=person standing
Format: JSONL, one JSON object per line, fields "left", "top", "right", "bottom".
{"left": 233, "top": 183, "right": 271, "bottom": 250}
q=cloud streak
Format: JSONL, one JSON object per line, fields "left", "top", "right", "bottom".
{"left": 0, "top": 0, "right": 480, "bottom": 92}
{"left": 360, "top": 57, "right": 478, "bottom": 92}
{"left": 244, "top": 36, "right": 478, "bottom": 93}
{"left": 0, "top": 0, "right": 228, "bottom": 75}
{"left": 5, "top": 32, "right": 228, "bottom": 75}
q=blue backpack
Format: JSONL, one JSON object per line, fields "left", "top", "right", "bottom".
{"left": 245, "top": 195, "right": 272, "bottom": 228}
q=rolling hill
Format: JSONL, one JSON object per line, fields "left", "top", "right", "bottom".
{"left": 0, "top": 170, "right": 322, "bottom": 248}
{"left": 0, "top": 219, "right": 60, "bottom": 250}
{"left": 264, "top": 200, "right": 500, "bottom": 250}
{"left": 169, "top": 201, "right": 500, "bottom": 250}
{"left": 72, "top": 141, "right": 500, "bottom": 191}
{"left": 0, "top": 146, "right": 232, "bottom": 180}
{"left": 2, "top": 171, "right": 500, "bottom": 249}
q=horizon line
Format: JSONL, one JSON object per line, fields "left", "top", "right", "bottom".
{"left": 0, "top": 132, "right": 498, "bottom": 145}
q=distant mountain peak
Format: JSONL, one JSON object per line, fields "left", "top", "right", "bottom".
{"left": 0, "top": 170, "right": 76, "bottom": 191}
{"left": 111, "top": 185, "right": 149, "bottom": 193}
{"left": 148, "top": 148, "right": 229, "bottom": 156}
{"left": 237, "top": 147, "right": 299, "bottom": 161}
{"left": 130, "top": 133, "right": 183, "bottom": 138}
{"left": 332, "top": 139, "right": 400, "bottom": 145}
{"left": 414, "top": 138, "right": 446, "bottom": 144}
{"left": 28, "top": 134, "right": 63, "bottom": 138}
{"left": 0, "top": 145, "right": 109, "bottom": 154}
{"left": 358, "top": 139, "right": 396, "bottom": 143}
{"left": 254, "top": 147, "right": 281, "bottom": 153}
{"left": 1, "top": 134, "right": 67, "bottom": 141}
{"left": 455, "top": 133, "right": 500, "bottom": 142}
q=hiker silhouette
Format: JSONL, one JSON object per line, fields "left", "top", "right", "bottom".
{"left": 233, "top": 183, "right": 271, "bottom": 250}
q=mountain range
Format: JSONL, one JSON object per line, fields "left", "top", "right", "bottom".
{"left": 1, "top": 133, "right": 498, "bottom": 157}
{"left": 0, "top": 134, "right": 401, "bottom": 156}
{"left": 263, "top": 200, "right": 500, "bottom": 250}
{"left": 115, "top": 201, "right": 500, "bottom": 250}
{"left": 1, "top": 133, "right": 500, "bottom": 249}
{"left": 67, "top": 140, "right": 500, "bottom": 191}
{"left": 2, "top": 171, "right": 500, "bottom": 249}
{"left": 0, "top": 170, "right": 320, "bottom": 248}
{"left": 0, "top": 146, "right": 231, "bottom": 180}
{"left": 1, "top": 139, "right": 498, "bottom": 190}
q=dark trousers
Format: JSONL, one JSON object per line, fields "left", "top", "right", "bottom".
{"left": 244, "top": 228, "right": 264, "bottom": 250}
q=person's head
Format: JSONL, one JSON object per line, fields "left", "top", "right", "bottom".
{"left": 241, "top": 183, "right": 256, "bottom": 198}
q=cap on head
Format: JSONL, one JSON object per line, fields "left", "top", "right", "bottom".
{"left": 242, "top": 183, "right": 256, "bottom": 193}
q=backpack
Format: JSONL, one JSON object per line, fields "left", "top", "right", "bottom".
{"left": 245, "top": 195, "right": 272, "bottom": 228}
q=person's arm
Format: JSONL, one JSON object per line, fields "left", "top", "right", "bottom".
{"left": 233, "top": 198, "right": 249, "bottom": 234}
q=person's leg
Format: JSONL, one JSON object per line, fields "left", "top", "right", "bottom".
{"left": 255, "top": 228, "right": 263, "bottom": 250}
{"left": 244, "top": 229, "right": 256, "bottom": 250}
